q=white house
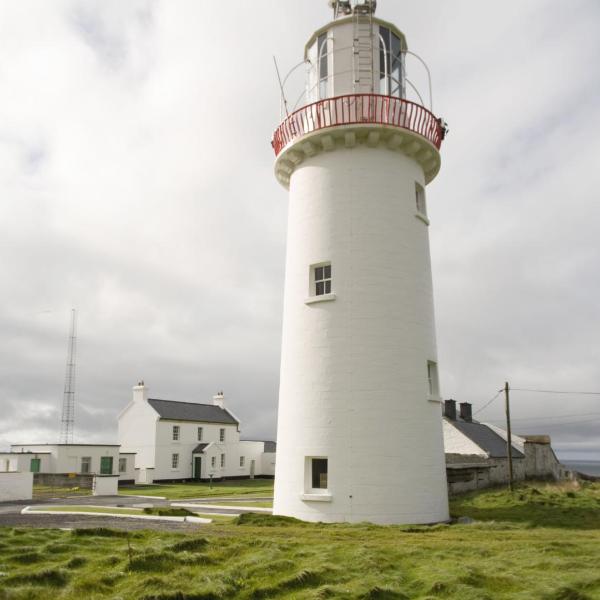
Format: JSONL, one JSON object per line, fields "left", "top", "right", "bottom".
{"left": 118, "top": 383, "right": 275, "bottom": 483}
{"left": 0, "top": 444, "right": 136, "bottom": 482}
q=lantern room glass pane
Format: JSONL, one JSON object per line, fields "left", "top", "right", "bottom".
{"left": 379, "top": 26, "right": 403, "bottom": 98}
{"left": 318, "top": 33, "right": 329, "bottom": 99}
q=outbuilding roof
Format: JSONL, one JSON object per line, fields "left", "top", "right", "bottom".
{"left": 147, "top": 398, "right": 239, "bottom": 425}
{"left": 447, "top": 419, "right": 524, "bottom": 459}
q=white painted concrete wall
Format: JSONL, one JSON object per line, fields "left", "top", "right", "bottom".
{"left": 118, "top": 384, "right": 159, "bottom": 470}
{"left": 274, "top": 145, "right": 449, "bottom": 524}
{"left": 93, "top": 475, "right": 119, "bottom": 496}
{"left": 118, "top": 454, "right": 137, "bottom": 481}
{"left": 0, "top": 472, "right": 33, "bottom": 501}
{"left": 153, "top": 421, "right": 240, "bottom": 480}
{"left": 0, "top": 452, "right": 51, "bottom": 473}
{"left": 261, "top": 452, "right": 276, "bottom": 477}
{"left": 7, "top": 446, "right": 120, "bottom": 475}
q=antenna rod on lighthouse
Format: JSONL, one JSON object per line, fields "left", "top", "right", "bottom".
{"left": 60, "top": 308, "right": 77, "bottom": 444}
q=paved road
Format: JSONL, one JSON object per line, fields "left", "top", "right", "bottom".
{"left": 0, "top": 512, "right": 201, "bottom": 531}
{"left": 0, "top": 494, "right": 272, "bottom": 529}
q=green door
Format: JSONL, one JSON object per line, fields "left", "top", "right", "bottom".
{"left": 100, "top": 457, "right": 113, "bottom": 475}
{"left": 30, "top": 458, "right": 41, "bottom": 473}
{"left": 194, "top": 456, "right": 202, "bottom": 480}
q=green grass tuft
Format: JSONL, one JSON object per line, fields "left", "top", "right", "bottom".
{"left": 9, "top": 551, "right": 43, "bottom": 564}
{"left": 143, "top": 507, "right": 196, "bottom": 517}
{"left": 140, "top": 592, "right": 220, "bottom": 600}
{"left": 361, "top": 586, "right": 409, "bottom": 599}
{"left": 168, "top": 537, "right": 209, "bottom": 553}
{"left": 66, "top": 555, "right": 87, "bottom": 569}
{"left": 235, "top": 512, "right": 306, "bottom": 527}
{"left": 71, "top": 527, "right": 136, "bottom": 538}
{"left": 6, "top": 568, "right": 69, "bottom": 587}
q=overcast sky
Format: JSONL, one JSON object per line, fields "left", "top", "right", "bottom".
{"left": 1, "top": 0, "right": 599, "bottom": 460}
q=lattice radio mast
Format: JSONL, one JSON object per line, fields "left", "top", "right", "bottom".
{"left": 60, "top": 308, "right": 77, "bottom": 444}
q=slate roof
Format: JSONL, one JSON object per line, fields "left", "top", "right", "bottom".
{"left": 147, "top": 398, "right": 239, "bottom": 425}
{"left": 447, "top": 419, "right": 524, "bottom": 459}
{"left": 192, "top": 443, "right": 209, "bottom": 454}
{"left": 263, "top": 441, "right": 277, "bottom": 453}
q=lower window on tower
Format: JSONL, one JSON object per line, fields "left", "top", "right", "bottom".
{"left": 311, "top": 458, "right": 328, "bottom": 489}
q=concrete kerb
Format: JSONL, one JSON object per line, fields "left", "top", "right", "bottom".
{"left": 21, "top": 505, "right": 211, "bottom": 524}
{"left": 117, "top": 494, "right": 167, "bottom": 500}
{"left": 172, "top": 502, "right": 272, "bottom": 514}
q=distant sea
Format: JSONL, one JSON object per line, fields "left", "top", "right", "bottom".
{"left": 562, "top": 460, "right": 600, "bottom": 477}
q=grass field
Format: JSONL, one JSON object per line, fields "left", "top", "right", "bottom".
{"left": 1, "top": 481, "right": 599, "bottom": 599}
{"left": 118, "top": 478, "right": 274, "bottom": 500}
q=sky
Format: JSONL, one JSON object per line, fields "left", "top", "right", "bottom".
{"left": 0, "top": 0, "right": 599, "bottom": 460}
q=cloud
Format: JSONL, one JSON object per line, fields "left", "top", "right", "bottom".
{"left": 0, "top": 0, "right": 599, "bottom": 462}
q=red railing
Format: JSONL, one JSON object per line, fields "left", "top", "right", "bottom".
{"left": 272, "top": 94, "right": 443, "bottom": 157}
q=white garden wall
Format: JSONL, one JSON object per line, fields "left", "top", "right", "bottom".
{"left": 0, "top": 472, "right": 33, "bottom": 502}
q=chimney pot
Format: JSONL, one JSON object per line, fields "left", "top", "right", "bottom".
{"left": 459, "top": 402, "right": 473, "bottom": 422}
{"left": 443, "top": 399, "right": 456, "bottom": 420}
{"left": 213, "top": 391, "right": 225, "bottom": 409}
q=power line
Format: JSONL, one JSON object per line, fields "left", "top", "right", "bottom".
{"left": 486, "top": 415, "right": 600, "bottom": 428}
{"left": 473, "top": 389, "right": 503, "bottom": 415}
{"left": 511, "top": 388, "right": 600, "bottom": 396}
{"left": 487, "top": 411, "right": 600, "bottom": 423}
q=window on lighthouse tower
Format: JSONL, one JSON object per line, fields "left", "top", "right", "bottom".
{"left": 318, "top": 32, "right": 329, "bottom": 99}
{"left": 379, "top": 26, "right": 403, "bottom": 98}
{"left": 314, "top": 264, "right": 332, "bottom": 296}
{"left": 415, "top": 183, "right": 427, "bottom": 216}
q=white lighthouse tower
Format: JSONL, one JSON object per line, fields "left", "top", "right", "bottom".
{"left": 272, "top": 0, "right": 449, "bottom": 524}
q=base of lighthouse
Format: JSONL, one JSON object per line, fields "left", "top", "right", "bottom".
{"left": 273, "top": 141, "right": 450, "bottom": 525}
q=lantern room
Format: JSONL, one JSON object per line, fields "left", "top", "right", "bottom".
{"left": 305, "top": 2, "right": 407, "bottom": 103}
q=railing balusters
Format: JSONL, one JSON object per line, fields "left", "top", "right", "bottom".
{"left": 272, "top": 94, "right": 442, "bottom": 156}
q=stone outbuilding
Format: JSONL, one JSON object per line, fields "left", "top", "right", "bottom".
{"left": 442, "top": 399, "right": 566, "bottom": 494}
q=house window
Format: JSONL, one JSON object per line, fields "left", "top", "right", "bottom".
{"left": 311, "top": 458, "right": 328, "bottom": 489}
{"left": 100, "top": 456, "right": 113, "bottom": 475}
{"left": 314, "top": 264, "right": 332, "bottom": 296}
{"left": 240, "top": 456, "right": 245, "bottom": 467}
{"left": 211, "top": 456, "right": 216, "bottom": 468}
{"left": 427, "top": 361, "right": 439, "bottom": 398}
{"left": 81, "top": 457, "right": 91, "bottom": 474}
{"left": 172, "top": 425, "right": 180, "bottom": 441}
{"left": 197, "top": 427, "right": 203, "bottom": 441}
{"left": 119, "top": 458, "right": 127, "bottom": 473}
{"left": 219, "top": 428, "right": 225, "bottom": 442}
{"left": 220, "top": 453, "right": 226, "bottom": 468}
{"left": 415, "top": 183, "right": 427, "bottom": 216}
{"left": 172, "top": 453, "right": 179, "bottom": 469}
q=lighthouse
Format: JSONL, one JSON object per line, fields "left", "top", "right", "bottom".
{"left": 272, "top": 0, "right": 449, "bottom": 524}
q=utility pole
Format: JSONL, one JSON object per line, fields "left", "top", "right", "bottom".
{"left": 504, "top": 381, "right": 514, "bottom": 491}
{"left": 60, "top": 309, "right": 77, "bottom": 444}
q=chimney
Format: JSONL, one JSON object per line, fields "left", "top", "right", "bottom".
{"left": 443, "top": 399, "right": 456, "bottom": 420}
{"left": 213, "top": 391, "right": 225, "bottom": 409}
{"left": 459, "top": 402, "right": 472, "bottom": 422}
{"left": 133, "top": 381, "right": 148, "bottom": 404}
